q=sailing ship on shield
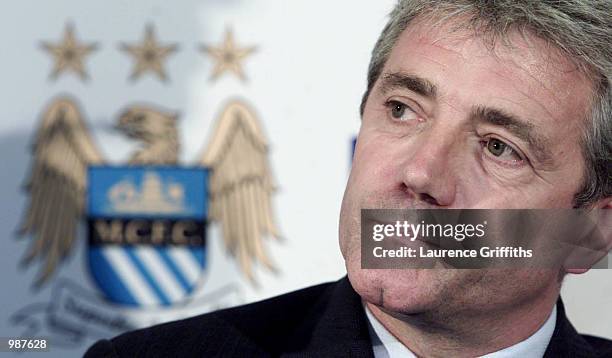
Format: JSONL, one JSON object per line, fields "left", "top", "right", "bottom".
{"left": 18, "top": 97, "right": 282, "bottom": 307}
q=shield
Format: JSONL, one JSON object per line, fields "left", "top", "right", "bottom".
{"left": 86, "top": 166, "right": 208, "bottom": 307}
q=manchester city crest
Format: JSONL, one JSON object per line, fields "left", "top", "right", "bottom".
{"left": 8, "top": 19, "right": 284, "bottom": 350}
{"left": 18, "top": 97, "right": 281, "bottom": 306}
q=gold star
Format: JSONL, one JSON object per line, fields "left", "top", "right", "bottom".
{"left": 201, "top": 28, "right": 257, "bottom": 82}
{"left": 41, "top": 23, "right": 98, "bottom": 81}
{"left": 120, "top": 24, "right": 178, "bottom": 82}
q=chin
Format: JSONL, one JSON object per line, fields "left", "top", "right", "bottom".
{"left": 346, "top": 265, "right": 454, "bottom": 315}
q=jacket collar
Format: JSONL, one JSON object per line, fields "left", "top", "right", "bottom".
{"left": 544, "top": 298, "right": 596, "bottom": 358}
{"left": 283, "top": 277, "right": 374, "bottom": 357}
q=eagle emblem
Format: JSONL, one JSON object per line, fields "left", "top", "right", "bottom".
{"left": 18, "top": 97, "right": 281, "bottom": 305}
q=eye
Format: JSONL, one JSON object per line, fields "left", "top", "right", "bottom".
{"left": 385, "top": 100, "right": 418, "bottom": 122}
{"left": 483, "top": 137, "right": 524, "bottom": 165}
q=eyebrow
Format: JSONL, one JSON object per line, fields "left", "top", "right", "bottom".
{"left": 378, "top": 71, "right": 555, "bottom": 165}
{"left": 380, "top": 72, "right": 438, "bottom": 98}
{"left": 472, "top": 106, "right": 554, "bottom": 164}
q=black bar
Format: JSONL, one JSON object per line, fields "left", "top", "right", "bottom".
{"left": 88, "top": 218, "right": 206, "bottom": 247}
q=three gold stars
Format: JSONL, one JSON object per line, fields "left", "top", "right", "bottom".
{"left": 201, "top": 29, "right": 256, "bottom": 82}
{"left": 41, "top": 24, "right": 257, "bottom": 83}
{"left": 41, "top": 23, "right": 98, "bottom": 81}
{"left": 120, "top": 24, "right": 178, "bottom": 82}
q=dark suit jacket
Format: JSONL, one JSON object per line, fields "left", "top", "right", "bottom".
{"left": 85, "top": 277, "right": 612, "bottom": 357}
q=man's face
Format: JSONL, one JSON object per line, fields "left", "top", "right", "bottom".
{"left": 339, "top": 20, "right": 594, "bottom": 316}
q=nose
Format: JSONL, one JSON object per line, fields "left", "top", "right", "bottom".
{"left": 399, "top": 126, "right": 458, "bottom": 207}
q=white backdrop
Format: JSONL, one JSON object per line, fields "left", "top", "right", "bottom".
{"left": 0, "top": 1, "right": 609, "bottom": 356}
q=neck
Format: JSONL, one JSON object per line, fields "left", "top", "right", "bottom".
{"left": 366, "top": 289, "right": 558, "bottom": 357}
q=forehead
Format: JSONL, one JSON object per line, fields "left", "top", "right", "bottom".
{"left": 382, "top": 18, "right": 594, "bottom": 131}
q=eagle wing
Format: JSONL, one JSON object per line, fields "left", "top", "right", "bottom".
{"left": 197, "top": 100, "right": 281, "bottom": 283}
{"left": 18, "top": 97, "right": 104, "bottom": 286}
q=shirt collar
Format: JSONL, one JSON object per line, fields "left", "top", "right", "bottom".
{"left": 364, "top": 303, "right": 557, "bottom": 358}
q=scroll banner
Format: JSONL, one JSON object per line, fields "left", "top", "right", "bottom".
{"left": 11, "top": 278, "right": 243, "bottom": 349}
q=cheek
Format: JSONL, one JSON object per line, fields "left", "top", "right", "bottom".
{"left": 469, "top": 174, "right": 579, "bottom": 208}
{"left": 340, "top": 131, "right": 402, "bottom": 258}
{"left": 478, "top": 269, "right": 559, "bottom": 303}
{"left": 351, "top": 131, "right": 401, "bottom": 191}
{"left": 524, "top": 188, "right": 577, "bottom": 208}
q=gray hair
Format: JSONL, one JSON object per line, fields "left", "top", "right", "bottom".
{"left": 361, "top": 0, "right": 611, "bottom": 207}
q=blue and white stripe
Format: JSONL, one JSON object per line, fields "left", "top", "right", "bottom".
{"left": 89, "top": 246, "right": 205, "bottom": 307}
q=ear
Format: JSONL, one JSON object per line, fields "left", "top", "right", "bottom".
{"left": 564, "top": 197, "right": 612, "bottom": 275}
